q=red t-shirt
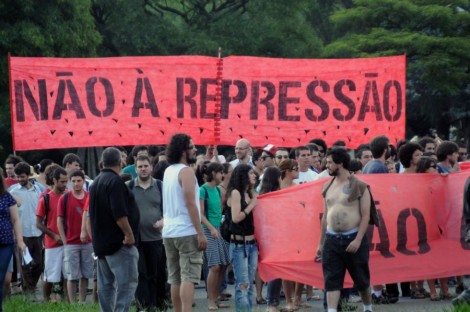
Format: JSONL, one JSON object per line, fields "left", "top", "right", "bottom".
{"left": 5, "top": 177, "right": 18, "bottom": 188}
{"left": 36, "top": 191, "right": 62, "bottom": 249}
{"left": 57, "top": 191, "right": 89, "bottom": 245}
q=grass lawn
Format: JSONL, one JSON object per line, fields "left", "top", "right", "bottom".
{"left": 4, "top": 295, "right": 100, "bottom": 312}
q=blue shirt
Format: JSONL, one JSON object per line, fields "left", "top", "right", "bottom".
{"left": 362, "top": 159, "right": 388, "bottom": 174}
{"left": 0, "top": 192, "right": 16, "bottom": 244}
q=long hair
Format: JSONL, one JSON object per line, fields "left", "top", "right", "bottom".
{"left": 278, "top": 159, "right": 298, "bottom": 179}
{"left": 226, "top": 164, "right": 253, "bottom": 203}
{"left": 259, "top": 167, "right": 281, "bottom": 195}
{"left": 416, "top": 157, "right": 437, "bottom": 173}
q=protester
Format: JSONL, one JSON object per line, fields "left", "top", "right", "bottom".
{"left": 9, "top": 162, "right": 44, "bottom": 295}
{"left": 128, "top": 155, "right": 167, "bottom": 311}
{"left": 230, "top": 139, "right": 254, "bottom": 168}
{"left": 278, "top": 159, "right": 303, "bottom": 311}
{"left": 122, "top": 145, "right": 149, "bottom": 178}
{"left": 36, "top": 167, "right": 68, "bottom": 302}
{"left": 57, "top": 169, "right": 91, "bottom": 304}
{"left": 226, "top": 164, "right": 258, "bottom": 311}
{"left": 199, "top": 162, "right": 230, "bottom": 310}
{"left": 33, "top": 159, "right": 54, "bottom": 188}
{"left": 317, "top": 147, "right": 374, "bottom": 312}
{"left": 162, "top": 134, "right": 207, "bottom": 312}
{"left": 362, "top": 135, "right": 399, "bottom": 303}
{"left": 259, "top": 167, "right": 283, "bottom": 312}
{"left": 89, "top": 147, "right": 140, "bottom": 312}
{"left": 0, "top": 171, "right": 26, "bottom": 311}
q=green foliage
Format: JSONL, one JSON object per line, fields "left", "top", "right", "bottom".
{"left": 323, "top": 0, "right": 470, "bottom": 139}
{"left": 0, "top": 0, "right": 101, "bottom": 160}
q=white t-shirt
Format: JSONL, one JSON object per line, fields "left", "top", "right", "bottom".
{"left": 293, "top": 169, "right": 318, "bottom": 184}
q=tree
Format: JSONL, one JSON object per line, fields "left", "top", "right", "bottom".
{"left": 0, "top": 0, "right": 101, "bottom": 161}
{"left": 322, "top": 0, "right": 470, "bottom": 143}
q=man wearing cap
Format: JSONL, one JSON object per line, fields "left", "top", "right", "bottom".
{"left": 256, "top": 145, "right": 277, "bottom": 193}
{"left": 230, "top": 139, "right": 254, "bottom": 168}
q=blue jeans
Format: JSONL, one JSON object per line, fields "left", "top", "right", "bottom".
{"left": 0, "top": 244, "right": 14, "bottom": 312}
{"left": 230, "top": 242, "right": 258, "bottom": 312}
{"left": 97, "top": 245, "right": 139, "bottom": 312}
{"left": 267, "top": 279, "right": 282, "bottom": 307}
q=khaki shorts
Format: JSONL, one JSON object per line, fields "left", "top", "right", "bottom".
{"left": 163, "top": 235, "right": 203, "bottom": 285}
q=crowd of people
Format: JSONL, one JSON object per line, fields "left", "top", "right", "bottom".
{"left": 0, "top": 132, "right": 468, "bottom": 312}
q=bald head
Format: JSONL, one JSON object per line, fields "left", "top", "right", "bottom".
{"left": 234, "top": 139, "right": 251, "bottom": 162}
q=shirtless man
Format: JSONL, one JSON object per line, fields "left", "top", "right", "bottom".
{"left": 317, "top": 147, "right": 373, "bottom": 312}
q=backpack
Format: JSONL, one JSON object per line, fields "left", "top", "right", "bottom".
{"left": 220, "top": 206, "right": 232, "bottom": 242}
{"left": 201, "top": 185, "right": 221, "bottom": 219}
{"left": 43, "top": 192, "right": 69, "bottom": 228}
{"left": 127, "top": 178, "right": 163, "bottom": 215}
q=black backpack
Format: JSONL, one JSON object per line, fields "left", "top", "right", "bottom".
{"left": 220, "top": 207, "right": 232, "bottom": 242}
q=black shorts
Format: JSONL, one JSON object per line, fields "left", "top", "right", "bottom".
{"left": 321, "top": 232, "right": 370, "bottom": 292}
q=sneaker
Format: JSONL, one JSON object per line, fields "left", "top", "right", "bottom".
{"left": 348, "top": 295, "right": 362, "bottom": 303}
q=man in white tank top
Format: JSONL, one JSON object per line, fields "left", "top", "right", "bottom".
{"left": 162, "top": 133, "right": 207, "bottom": 312}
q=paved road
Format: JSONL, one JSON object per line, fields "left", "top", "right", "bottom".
{"left": 30, "top": 278, "right": 460, "bottom": 311}
{"left": 191, "top": 283, "right": 456, "bottom": 312}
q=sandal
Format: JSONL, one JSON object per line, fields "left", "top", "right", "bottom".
{"left": 220, "top": 292, "right": 232, "bottom": 298}
{"left": 440, "top": 293, "right": 455, "bottom": 300}
{"left": 280, "top": 305, "right": 298, "bottom": 312}
{"left": 430, "top": 295, "right": 441, "bottom": 301}
{"left": 411, "top": 290, "right": 426, "bottom": 299}
{"left": 216, "top": 301, "right": 230, "bottom": 309}
{"left": 257, "top": 297, "right": 267, "bottom": 304}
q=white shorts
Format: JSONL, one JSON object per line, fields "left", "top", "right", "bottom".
{"left": 64, "top": 243, "right": 94, "bottom": 280}
{"left": 44, "top": 246, "right": 64, "bottom": 283}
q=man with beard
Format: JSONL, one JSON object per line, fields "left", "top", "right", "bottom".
{"left": 10, "top": 162, "right": 44, "bottom": 294}
{"left": 162, "top": 133, "right": 207, "bottom": 312}
{"left": 317, "top": 147, "right": 374, "bottom": 312}
{"left": 127, "top": 155, "right": 167, "bottom": 311}
{"left": 36, "top": 167, "right": 68, "bottom": 302}
{"left": 89, "top": 147, "right": 140, "bottom": 311}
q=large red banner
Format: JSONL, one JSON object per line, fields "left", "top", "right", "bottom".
{"left": 255, "top": 170, "right": 470, "bottom": 287}
{"left": 9, "top": 55, "right": 405, "bottom": 151}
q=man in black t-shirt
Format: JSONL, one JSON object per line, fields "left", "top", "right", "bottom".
{"left": 89, "top": 147, "right": 140, "bottom": 312}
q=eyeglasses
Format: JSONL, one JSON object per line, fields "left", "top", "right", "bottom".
{"left": 290, "top": 167, "right": 299, "bottom": 171}
{"left": 235, "top": 147, "right": 248, "bottom": 151}
{"left": 261, "top": 156, "right": 272, "bottom": 161}
{"left": 276, "top": 155, "right": 289, "bottom": 159}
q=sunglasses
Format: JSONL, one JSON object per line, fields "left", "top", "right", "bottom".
{"left": 276, "top": 155, "right": 289, "bottom": 159}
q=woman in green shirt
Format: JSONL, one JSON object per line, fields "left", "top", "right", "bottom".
{"left": 200, "top": 162, "right": 230, "bottom": 310}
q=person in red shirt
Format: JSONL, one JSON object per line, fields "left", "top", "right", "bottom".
{"left": 4, "top": 155, "right": 23, "bottom": 188}
{"left": 57, "top": 169, "right": 92, "bottom": 304}
{"left": 36, "top": 167, "right": 68, "bottom": 302}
